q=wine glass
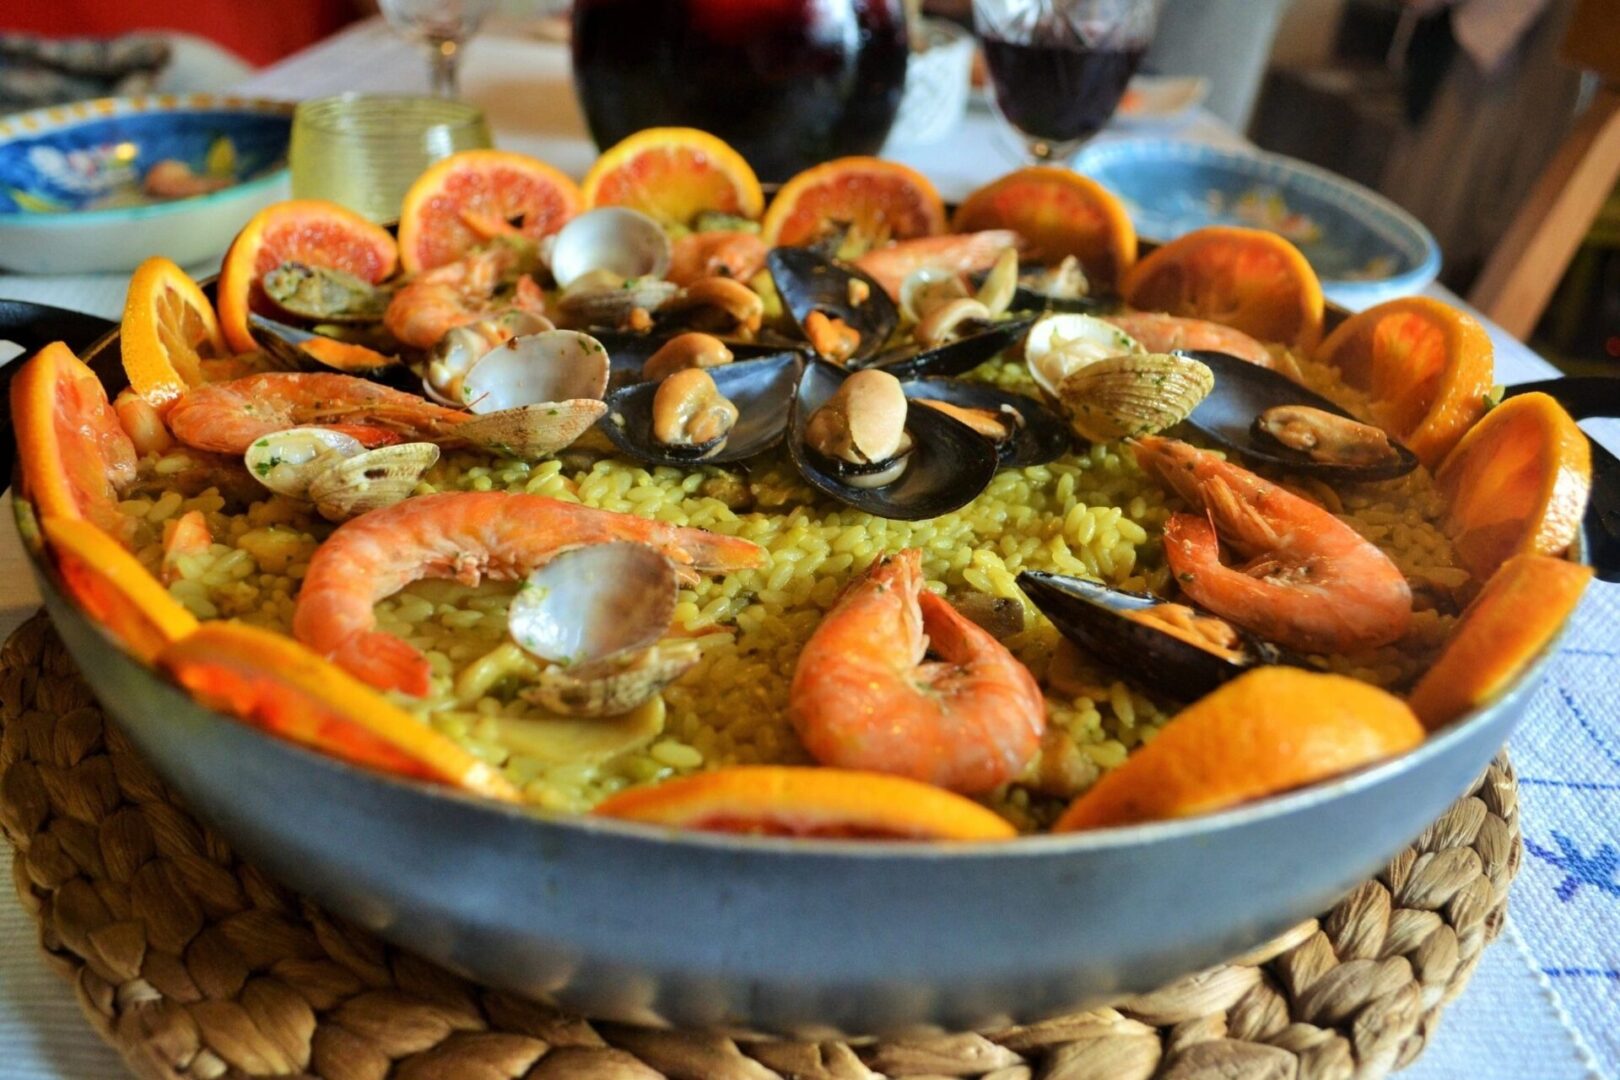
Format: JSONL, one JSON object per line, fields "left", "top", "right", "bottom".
{"left": 971, "top": 0, "right": 1158, "bottom": 164}
{"left": 378, "top": 0, "right": 499, "bottom": 98}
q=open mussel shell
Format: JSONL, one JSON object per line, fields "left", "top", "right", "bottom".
{"left": 767, "top": 247, "right": 898, "bottom": 363}
{"left": 1018, "top": 570, "right": 1285, "bottom": 700}
{"left": 1179, "top": 349, "right": 1420, "bottom": 482}
{"left": 788, "top": 361, "right": 997, "bottom": 520}
{"left": 600, "top": 351, "right": 803, "bottom": 466}
{"left": 248, "top": 314, "right": 402, "bottom": 380}
{"left": 901, "top": 378, "right": 1071, "bottom": 468}
{"left": 858, "top": 315, "right": 1035, "bottom": 379}
{"left": 588, "top": 329, "right": 807, "bottom": 389}
{"left": 548, "top": 207, "right": 672, "bottom": 288}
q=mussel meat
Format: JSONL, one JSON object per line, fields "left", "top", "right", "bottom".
{"left": 600, "top": 351, "right": 803, "bottom": 467}
{"left": 1255, "top": 405, "right": 1402, "bottom": 468}
{"left": 657, "top": 276, "right": 765, "bottom": 339}
{"left": 249, "top": 314, "right": 402, "bottom": 379}
{"left": 650, "top": 368, "right": 739, "bottom": 457}
{"left": 641, "top": 332, "right": 734, "bottom": 382}
{"left": 902, "top": 378, "right": 1072, "bottom": 468}
{"left": 768, "top": 248, "right": 898, "bottom": 364}
{"left": 262, "top": 261, "right": 392, "bottom": 324}
{"left": 802, "top": 368, "right": 914, "bottom": 488}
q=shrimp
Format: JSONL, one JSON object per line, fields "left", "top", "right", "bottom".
{"left": 668, "top": 230, "right": 768, "bottom": 286}
{"left": 1105, "top": 312, "right": 1279, "bottom": 369}
{"left": 292, "top": 491, "right": 765, "bottom": 695}
{"left": 788, "top": 548, "right": 1045, "bottom": 794}
{"left": 167, "top": 372, "right": 470, "bottom": 454}
{"left": 1133, "top": 436, "right": 1412, "bottom": 654}
{"left": 855, "top": 230, "right": 1024, "bottom": 300}
{"left": 384, "top": 243, "right": 548, "bottom": 349}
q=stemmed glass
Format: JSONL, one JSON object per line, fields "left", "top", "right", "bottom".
{"left": 971, "top": 0, "right": 1158, "bottom": 163}
{"left": 378, "top": 0, "right": 499, "bottom": 98}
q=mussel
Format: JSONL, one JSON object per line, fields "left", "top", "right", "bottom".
{"left": 861, "top": 314, "right": 1036, "bottom": 379}
{"left": 1180, "top": 349, "right": 1419, "bottom": 481}
{"left": 656, "top": 276, "right": 765, "bottom": 339}
{"left": 767, "top": 248, "right": 898, "bottom": 364}
{"left": 248, "top": 314, "right": 402, "bottom": 380}
{"left": 599, "top": 350, "right": 803, "bottom": 466}
{"left": 508, "top": 542, "right": 700, "bottom": 717}
{"left": 589, "top": 328, "right": 807, "bottom": 390}
{"left": 788, "top": 362, "right": 997, "bottom": 520}
{"left": 262, "top": 261, "right": 392, "bottom": 324}
{"left": 901, "top": 378, "right": 1072, "bottom": 468}
{"left": 981, "top": 255, "right": 1115, "bottom": 316}
{"left": 1019, "top": 570, "right": 1287, "bottom": 699}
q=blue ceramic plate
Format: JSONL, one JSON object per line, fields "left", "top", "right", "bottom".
{"left": 1075, "top": 140, "right": 1441, "bottom": 306}
{"left": 0, "top": 94, "right": 294, "bottom": 274}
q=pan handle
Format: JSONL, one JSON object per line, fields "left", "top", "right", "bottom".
{"left": 0, "top": 300, "right": 120, "bottom": 497}
{"left": 1504, "top": 377, "right": 1620, "bottom": 582}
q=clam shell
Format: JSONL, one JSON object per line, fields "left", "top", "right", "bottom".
{"left": 557, "top": 275, "right": 680, "bottom": 330}
{"left": 767, "top": 248, "right": 898, "bottom": 363}
{"left": 424, "top": 312, "right": 555, "bottom": 406}
{"left": 455, "top": 400, "right": 610, "bottom": 460}
{"left": 901, "top": 378, "right": 1072, "bottom": 468}
{"left": 600, "top": 351, "right": 803, "bottom": 466}
{"left": 548, "top": 207, "right": 672, "bottom": 288}
{"left": 1056, "top": 352, "right": 1213, "bottom": 443}
{"left": 244, "top": 427, "right": 366, "bottom": 498}
{"left": 508, "top": 542, "right": 678, "bottom": 667}
{"left": 522, "top": 642, "right": 702, "bottom": 718}
{"left": 306, "top": 442, "right": 439, "bottom": 522}
{"left": 1023, "top": 313, "right": 1144, "bottom": 400}
{"left": 459, "top": 330, "right": 610, "bottom": 414}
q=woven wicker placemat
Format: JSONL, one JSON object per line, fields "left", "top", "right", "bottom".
{"left": 0, "top": 611, "right": 1521, "bottom": 1080}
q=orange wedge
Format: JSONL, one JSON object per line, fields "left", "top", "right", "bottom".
{"left": 761, "top": 157, "right": 946, "bottom": 249}
{"left": 1434, "top": 392, "right": 1591, "bottom": 581}
{"left": 120, "top": 256, "right": 224, "bottom": 411}
{"left": 42, "top": 515, "right": 198, "bottom": 663}
{"left": 217, "top": 200, "right": 398, "bottom": 354}
{"left": 1122, "top": 226, "right": 1325, "bottom": 351}
{"left": 1408, "top": 554, "right": 1592, "bottom": 731}
{"left": 951, "top": 167, "right": 1138, "bottom": 290}
{"left": 581, "top": 127, "right": 763, "bottom": 227}
{"left": 593, "top": 766, "right": 1016, "bottom": 841}
{"left": 398, "top": 149, "right": 583, "bottom": 273}
{"left": 1314, "top": 296, "right": 1495, "bottom": 468}
{"left": 10, "top": 342, "right": 137, "bottom": 542}
{"left": 158, "top": 622, "right": 520, "bottom": 802}
{"left": 1056, "top": 668, "right": 1424, "bottom": 830}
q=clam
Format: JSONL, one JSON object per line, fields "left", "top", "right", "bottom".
{"left": 548, "top": 207, "right": 672, "bottom": 289}
{"left": 657, "top": 277, "right": 765, "bottom": 339}
{"left": 902, "top": 378, "right": 1072, "bottom": 468}
{"left": 601, "top": 351, "right": 801, "bottom": 466}
{"left": 424, "top": 311, "right": 555, "bottom": 406}
{"left": 248, "top": 314, "right": 401, "bottom": 379}
{"left": 306, "top": 442, "right": 440, "bottom": 522}
{"left": 1018, "top": 570, "right": 1286, "bottom": 700}
{"left": 1180, "top": 349, "right": 1419, "bottom": 482}
{"left": 508, "top": 542, "right": 699, "bottom": 717}
{"left": 1023, "top": 312, "right": 1144, "bottom": 400}
{"left": 556, "top": 269, "right": 680, "bottom": 330}
{"left": 262, "top": 260, "right": 392, "bottom": 324}
{"left": 452, "top": 330, "right": 611, "bottom": 459}
{"left": 767, "top": 248, "right": 898, "bottom": 364}
{"left": 1056, "top": 352, "right": 1214, "bottom": 443}
{"left": 243, "top": 427, "right": 366, "bottom": 498}
{"left": 789, "top": 363, "right": 997, "bottom": 519}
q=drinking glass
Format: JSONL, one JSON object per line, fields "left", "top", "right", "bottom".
{"left": 378, "top": 0, "right": 499, "bottom": 98}
{"left": 971, "top": 0, "right": 1158, "bottom": 163}
{"left": 289, "top": 95, "right": 492, "bottom": 222}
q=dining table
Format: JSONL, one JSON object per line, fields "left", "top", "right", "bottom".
{"left": 0, "top": 18, "right": 1614, "bottom": 1080}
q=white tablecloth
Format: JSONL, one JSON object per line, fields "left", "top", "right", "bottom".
{"left": 0, "top": 20, "right": 1613, "bottom": 1079}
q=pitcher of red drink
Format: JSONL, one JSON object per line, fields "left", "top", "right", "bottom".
{"left": 571, "top": 0, "right": 909, "bottom": 184}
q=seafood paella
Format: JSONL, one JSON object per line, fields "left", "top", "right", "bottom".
{"left": 12, "top": 133, "right": 1596, "bottom": 840}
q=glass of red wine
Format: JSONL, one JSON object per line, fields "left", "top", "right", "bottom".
{"left": 972, "top": 0, "right": 1157, "bottom": 163}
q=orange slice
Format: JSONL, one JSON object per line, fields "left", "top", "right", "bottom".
{"left": 1314, "top": 296, "right": 1495, "bottom": 468}
{"left": 1122, "top": 226, "right": 1325, "bottom": 351}
{"left": 1434, "top": 392, "right": 1591, "bottom": 581}
{"left": 761, "top": 157, "right": 946, "bottom": 249}
{"left": 10, "top": 342, "right": 137, "bottom": 542}
{"left": 120, "top": 256, "right": 224, "bottom": 411}
{"left": 1056, "top": 668, "right": 1424, "bottom": 830}
{"left": 1408, "top": 554, "right": 1592, "bottom": 731}
{"left": 593, "top": 766, "right": 1016, "bottom": 841}
{"left": 42, "top": 515, "right": 198, "bottom": 663}
{"left": 952, "top": 166, "right": 1138, "bottom": 290}
{"left": 581, "top": 127, "right": 764, "bottom": 228}
{"left": 217, "top": 200, "right": 398, "bottom": 354}
{"left": 398, "top": 149, "right": 584, "bottom": 274}
{"left": 158, "top": 622, "right": 520, "bottom": 802}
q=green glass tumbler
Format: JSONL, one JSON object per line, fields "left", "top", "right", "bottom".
{"left": 289, "top": 94, "right": 492, "bottom": 222}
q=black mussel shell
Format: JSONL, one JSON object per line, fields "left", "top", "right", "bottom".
{"left": 1179, "top": 349, "right": 1420, "bottom": 482}
{"left": 1018, "top": 570, "right": 1286, "bottom": 699}
{"left": 247, "top": 314, "right": 407, "bottom": 384}
{"left": 767, "top": 247, "right": 899, "bottom": 363}
{"left": 788, "top": 361, "right": 998, "bottom": 520}
{"left": 598, "top": 351, "right": 803, "bottom": 467}
{"left": 588, "top": 328, "right": 806, "bottom": 390}
{"left": 858, "top": 315, "right": 1036, "bottom": 378}
{"left": 902, "top": 378, "right": 1072, "bottom": 468}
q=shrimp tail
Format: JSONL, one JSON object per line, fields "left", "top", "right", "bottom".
{"left": 333, "top": 631, "right": 434, "bottom": 697}
{"left": 321, "top": 424, "right": 410, "bottom": 449}
{"left": 678, "top": 531, "right": 768, "bottom": 573}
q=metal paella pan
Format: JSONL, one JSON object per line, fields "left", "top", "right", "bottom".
{"left": 1, "top": 148, "right": 1604, "bottom": 1034}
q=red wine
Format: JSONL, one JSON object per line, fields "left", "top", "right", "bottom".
{"left": 571, "top": 0, "right": 908, "bottom": 184}
{"left": 980, "top": 36, "right": 1145, "bottom": 144}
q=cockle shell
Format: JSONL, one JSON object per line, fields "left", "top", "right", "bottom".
{"left": 243, "top": 427, "right": 366, "bottom": 499}
{"left": 1024, "top": 313, "right": 1145, "bottom": 400}
{"left": 1056, "top": 352, "right": 1214, "bottom": 443}
{"left": 306, "top": 442, "right": 440, "bottom": 522}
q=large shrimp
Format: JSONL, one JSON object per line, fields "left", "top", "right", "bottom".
{"left": 668, "top": 230, "right": 768, "bottom": 286}
{"left": 788, "top": 548, "right": 1045, "bottom": 794}
{"left": 384, "top": 243, "right": 548, "bottom": 349}
{"left": 166, "top": 372, "right": 470, "bottom": 454}
{"left": 1134, "top": 436, "right": 1412, "bottom": 653}
{"left": 855, "top": 230, "right": 1024, "bottom": 300}
{"left": 293, "top": 491, "right": 765, "bottom": 695}
{"left": 1105, "top": 312, "right": 1279, "bottom": 369}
